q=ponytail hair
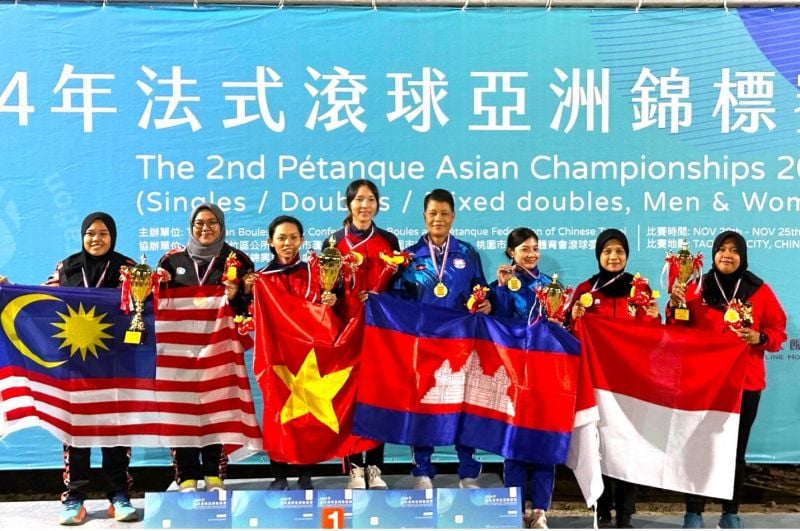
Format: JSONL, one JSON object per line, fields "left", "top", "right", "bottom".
{"left": 343, "top": 180, "right": 380, "bottom": 227}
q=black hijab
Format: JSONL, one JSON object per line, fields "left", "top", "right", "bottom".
{"left": 701, "top": 230, "right": 763, "bottom": 309}
{"left": 588, "top": 228, "right": 634, "bottom": 298}
{"left": 60, "top": 212, "right": 132, "bottom": 288}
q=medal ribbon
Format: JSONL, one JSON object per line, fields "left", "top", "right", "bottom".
{"left": 260, "top": 257, "right": 314, "bottom": 302}
{"left": 82, "top": 261, "right": 111, "bottom": 288}
{"left": 713, "top": 272, "right": 742, "bottom": 306}
{"left": 343, "top": 224, "right": 375, "bottom": 252}
{"left": 193, "top": 256, "right": 218, "bottom": 286}
{"left": 344, "top": 224, "right": 374, "bottom": 291}
{"left": 427, "top": 235, "right": 450, "bottom": 288}
{"left": 590, "top": 272, "right": 625, "bottom": 293}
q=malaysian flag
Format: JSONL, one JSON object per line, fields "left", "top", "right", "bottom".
{"left": 0, "top": 284, "right": 262, "bottom": 459}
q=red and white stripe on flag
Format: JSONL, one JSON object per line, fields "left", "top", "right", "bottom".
{"left": 576, "top": 314, "right": 747, "bottom": 500}
{"left": 154, "top": 285, "right": 262, "bottom": 459}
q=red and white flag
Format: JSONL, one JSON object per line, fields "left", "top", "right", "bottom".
{"left": 154, "top": 286, "right": 262, "bottom": 459}
{"left": 575, "top": 314, "right": 746, "bottom": 500}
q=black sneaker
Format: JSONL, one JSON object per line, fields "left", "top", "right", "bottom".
{"left": 616, "top": 513, "right": 634, "bottom": 528}
{"left": 269, "top": 477, "right": 289, "bottom": 490}
{"left": 598, "top": 514, "right": 614, "bottom": 529}
{"left": 297, "top": 474, "right": 314, "bottom": 490}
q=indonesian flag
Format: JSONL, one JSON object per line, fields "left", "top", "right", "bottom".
{"left": 575, "top": 314, "right": 747, "bottom": 500}
{"left": 0, "top": 284, "right": 263, "bottom": 460}
{"left": 252, "top": 276, "right": 377, "bottom": 464}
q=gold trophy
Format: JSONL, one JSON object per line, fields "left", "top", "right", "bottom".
{"left": 534, "top": 273, "right": 573, "bottom": 321}
{"left": 120, "top": 255, "right": 157, "bottom": 344}
{"left": 318, "top": 235, "right": 344, "bottom": 296}
{"left": 665, "top": 240, "right": 703, "bottom": 321}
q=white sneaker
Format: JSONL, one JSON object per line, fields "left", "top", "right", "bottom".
{"left": 366, "top": 465, "right": 388, "bottom": 489}
{"left": 347, "top": 465, "right": 366, "bottom": 489}
{"left": 458, "top": 477, "right": 480, "bottom": 489}
{"left": 529, "top": 509, "right": 548, "bottom": 529}
{"left": 414, "top": 475, "right": 433, "bottom": 490}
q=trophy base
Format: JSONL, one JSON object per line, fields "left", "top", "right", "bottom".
{"left": 674, "top": 308, "right": 690, "bottom": 321}
{"left": 124, "top": 330, "right": 144, "bottom": 344}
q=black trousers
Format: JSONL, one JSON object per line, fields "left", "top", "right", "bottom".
{"left": 597, "top": 476, "right": 638, "bottom": 517}
{"left": 347, "top": 444, "right": 385, "bottom": 471}
{"left": 685, "top": 390, "right": 761, "bottom": 515}
{"left": 172, "top": 444, "right": 228, "bottom": 483}
{"left": 62, "top": 445, "right": 132, "bottom": 502}
{"left": 271, "top": 460, "right": 313, "bottom": 479}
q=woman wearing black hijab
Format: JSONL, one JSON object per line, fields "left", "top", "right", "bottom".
{"left": 157, "top": 203, "right": 254, "bottom": 493}
{"left": 669, "top": 230, "right": 786, "bottom": 529}
{"left": 44, "top": 212, "right": 138, "bottom": 525}
{"left": 569, "top": 228, "right": 660, "bottom": 528}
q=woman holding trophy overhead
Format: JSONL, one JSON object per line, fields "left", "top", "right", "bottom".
{"left": 568, "top": 228, "right": 660, "bottom": 529}
{"left": 667, "top": 230, "right": 786, "bottom": 530}
{"left": 43, "top": 212, "right": 138, "bottom": 525}
{"left": 490, "top": 227, "right": 558, "bottom": 530}
{"left": 242, "top": 215, "right": 337, "bottom": 490}
{"left": 157, "top": 203, "right": 254, "bottom": 493}
{"left": 330, "top": 180, "right": 399, "bottom": 490}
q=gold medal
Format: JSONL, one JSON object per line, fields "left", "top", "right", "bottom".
{"left": 434, "top": 282, "right": 448, "bottom": 298}
{"left": 507, "top": 276, "right": 521, "bottom": 292}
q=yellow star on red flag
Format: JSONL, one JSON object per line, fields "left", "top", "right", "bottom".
{"left": 273, "top": 348, "right": 352, "bottom": 433}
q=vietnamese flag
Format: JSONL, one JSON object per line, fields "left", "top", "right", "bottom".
{"left": 253, "top": 277, "right": 377, "bottom": 464}
{"left": 354, "top": 294, "right": 582, "bottom": 464}
{"left": 575, "top": 314, "right": 747, "bottom": 500}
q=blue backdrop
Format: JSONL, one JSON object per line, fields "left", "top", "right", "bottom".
{"left": 1, "top": 3, "right": 798, "bottom": 468}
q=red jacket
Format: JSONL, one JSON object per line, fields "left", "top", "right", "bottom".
{"left": 332, "top": 225, "right": 399, "bottom": 320}
{"left": 572, "top": 278, "right": 660, "bottom": 322}
{"left": 257, "top": 259, "right": 319, "bottom": 304}
{"left": 668, "top": 281, "right": 786, "bottom": 391}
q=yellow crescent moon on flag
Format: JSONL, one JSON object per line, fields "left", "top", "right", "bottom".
{"left": 1, "top": 293, "right": 67, "bottom": 369}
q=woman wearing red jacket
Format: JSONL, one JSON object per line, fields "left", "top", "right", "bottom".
{"left": 669, "top": 230, "right": 786, "bottom": 530}
{"left": 570, "top": 228, "right": 659, "bottom": 529}
{"left": 244, "top": 215, "right": 336, "bottom": 490}
{"left": 330, "top": 180, "right": 399, "bottom": 490}
{"left": 331, "top": 180, "right": 400, "bottom": 321}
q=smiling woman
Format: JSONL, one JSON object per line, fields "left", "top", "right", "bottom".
{"left": 156, "top": 202, "right": 255, "bottom": 497}
{"left": 667, "top": 230, "right": 788, "bottom": 529}
{"left": 567, "top": 228, "right": 661, "bottom": 528}
{"left": 41, "top": 211, "right": 139, "bottom": 525}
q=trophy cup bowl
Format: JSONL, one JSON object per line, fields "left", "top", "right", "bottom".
{"left": 671, "top": 242, "right": 697, "bottom": 321}
{"left": 536, "top": 273, "right": 571, "bottom": 321}
{"left": 318, "top": 237, "right": 344, "bottom": 296}
{"left": 544, "top": 278, "right": 566, "bottom": 317}
{"left": 121, "top": 259, "right": 156, "bottom": 344}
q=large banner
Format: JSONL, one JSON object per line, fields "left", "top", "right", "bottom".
{"left": 0, "top": 4, "right": 798, "bottom": 467}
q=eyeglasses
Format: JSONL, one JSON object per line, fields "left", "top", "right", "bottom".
{"left": 193, "top": 220, "right": 220, "bottom": 229}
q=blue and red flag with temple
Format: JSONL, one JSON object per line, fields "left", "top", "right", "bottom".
{"left": 353, "top": 294, "right": 582, "bottom": 464}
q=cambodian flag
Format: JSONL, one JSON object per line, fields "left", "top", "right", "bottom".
{"left": 353, "top": 294, "right": 582, "bottom": 464}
